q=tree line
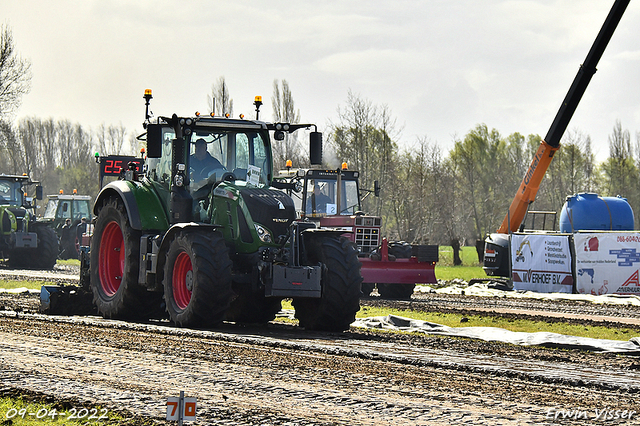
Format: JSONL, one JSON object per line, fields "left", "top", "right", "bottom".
{"left": 2, "top": 79, "right": 640, "bottom": 253}
{"left": 270, "top": 84, "right": 640, "bottom": 250}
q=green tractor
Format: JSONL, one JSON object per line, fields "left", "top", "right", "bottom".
{"left": 0, "top": 174, "right": 58, "bottom": 269}
{"left": 81, "top": 91, "right": 362, "bottom": 331}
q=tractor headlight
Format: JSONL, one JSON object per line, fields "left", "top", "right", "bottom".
{"left": 254, "top": 223, "right": 272, "bottom": 243}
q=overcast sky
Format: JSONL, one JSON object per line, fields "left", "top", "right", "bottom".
{"left": 2, "top": 1, "right": 639, "bottom": 162}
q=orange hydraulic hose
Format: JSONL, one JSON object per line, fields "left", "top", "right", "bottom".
{"left": 496, "top": 140, "right": 559, "bottom": 234}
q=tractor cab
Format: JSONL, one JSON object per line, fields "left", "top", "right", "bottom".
{"left": 276, "top": 165, "right": 382, "bottom": 255}
{"left": 42, "top": 192, "right": 92, "bottom": 232}
{"left": 0, "top": 176, "right": 27, "bottom": 207}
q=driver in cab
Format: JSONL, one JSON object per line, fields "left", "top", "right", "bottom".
{"left": 190, "top": 138, "right": 224, "bottom": 184}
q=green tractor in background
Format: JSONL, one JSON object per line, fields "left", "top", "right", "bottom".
{"left": 80, "top": 91, "right": 362, "bottom": 331}
{"left": 0, "top": 174, "right": 58, "bottom": 269}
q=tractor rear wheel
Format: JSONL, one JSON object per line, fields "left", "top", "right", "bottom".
{"left": 293, "top": 236, "right": 362, "bottom": 331}
{"left": 377, "top": 241, "right": 415, "bottom": 299}
{"left": 163, "top": 231, "right": 233, "bottom": 327}
{"left": 90, "top": 197, "right": 153, "bottom": 320}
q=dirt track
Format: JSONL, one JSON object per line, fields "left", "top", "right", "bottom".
{"left": 1, "top": 267, "right": 640, "bottom": 425}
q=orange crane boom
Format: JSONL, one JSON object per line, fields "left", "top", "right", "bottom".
{"left": 496, "top": 0, "right": 629, "bottom": 234}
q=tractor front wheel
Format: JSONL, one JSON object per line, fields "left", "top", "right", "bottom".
{"left": 32, "top": 225, "right": 58, "bottom": 269}
{"left": 163, "top": 231, "right": 233, "bottom": 327}
{"left": 293, "top": 236, "right": 362, "bottom": 331}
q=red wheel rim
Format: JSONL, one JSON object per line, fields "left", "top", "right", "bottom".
{"left": 172, "top": 251, "right": 193, "bottom": 310}
{"left": 98, "top": 221, "right": 124, "bottom": 297}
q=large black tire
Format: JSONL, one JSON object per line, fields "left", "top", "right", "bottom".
{"left": 377, "top": 241, "right": 415, "bottom": 299}
{"left": 7, "top": 225, "right": 58, "bottom": 269}
{"left": 90, "top": 197, "right": 154, "bottom": 320}
{"left": 293, "top": 236, "right": 362, "bottom": 331}
{"left": 32, "top": 225, "right": 58, "bottom": 269}
{"left": 225, "top": 284, "right": 283, "bottom": 324}
{"left": 163, "top": 231, "right": 233, "bottom": 327}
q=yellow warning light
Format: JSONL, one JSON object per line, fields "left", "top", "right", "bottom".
{"left": 73, "top": 189, "right": 77, "bottom": 194}
{"left": 239, "top": 114, "right": 245, "bottom": 119}
{"left": 59, "top": 189, "right": 64, "bottom": 194}
{"left": 144, "top": 89, "right": 152, "bottom": 96}
{"left": 225, "top": 113, "right": 230, "bottom": 118}
{"left": 255, "top": 96, "right": 262, "bottom": 103}
{"left": 210, "top": 112, "right": 215, "bottom": 117}
{"left": 341, "top": 162, "right": 348, "bottom": 170}
{"left": 22, "top": 173, "right": 27, "bottom": 176}
{"left": 195, "top": 111, "right": 201, "bottom": 117}
{"left": 286, "top": 160, "right": 293, "bottom": 168}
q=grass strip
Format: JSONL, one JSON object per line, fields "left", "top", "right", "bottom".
{"left": 0, "top": 280, "right": 53, "bottom": 291}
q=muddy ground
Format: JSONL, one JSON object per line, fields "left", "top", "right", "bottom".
{"left": 1, "top": 266, "right": 640, "bottom": 425}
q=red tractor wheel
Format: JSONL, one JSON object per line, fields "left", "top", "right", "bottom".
{"left": 90, "top": 197, "right": 154, "bottom": 319}
{"left": 163, "top": 231, "right": 233, "bottom": 327}
{"left": 171, "top": 251, "right": 193, "bottom": 310}
{"left": 98, "top": 221, "right": 125, "bottom": 296}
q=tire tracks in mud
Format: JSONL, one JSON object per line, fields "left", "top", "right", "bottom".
{"left": 0, "top": 312, "right": 639, "bottom": 425}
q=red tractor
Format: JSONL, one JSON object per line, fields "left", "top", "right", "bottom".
{"left": 277, "top": 165, "right": 438, "bottom": 299}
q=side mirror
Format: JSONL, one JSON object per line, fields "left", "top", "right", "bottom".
{"left": 309, "top": 131, "right": 322, "bottom": 165}
{"left": 374, "top": 180, "right": 380, "bottom": 197}
{"left": 146, "top": 124, "right": 162, "bottom": 158}
{"left": 35, "top": 185, "right": 43, "bottom": 200}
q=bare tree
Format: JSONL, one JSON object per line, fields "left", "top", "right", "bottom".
{"left": 0, "top": 120, "right": 21, "bottom": 172}
{"left": 207, "top": 77, "right": 233, "bottom": 117}
{"left": 0, "top": 25, "right": 31, "bottom": 118}
{"left": 107, "top": 123, "right": 126, "bottom": 155}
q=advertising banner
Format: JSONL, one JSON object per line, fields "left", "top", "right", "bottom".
{"left": 511, "top": 233, "right": 573, "bottom": 293}
{"left": 574, "top": 232, "right": 640, "bottom": 295}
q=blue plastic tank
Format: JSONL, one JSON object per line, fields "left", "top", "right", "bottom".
{"left": 559, "top": 193, "right": 635, "bottom": 233}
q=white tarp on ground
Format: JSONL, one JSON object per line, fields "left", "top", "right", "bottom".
{"left": 416, "top": 282, "right": 640, "bottom": 306}
{"left": 510, "top": 233, "right": 573, "bottom": 293}
{"left": 575, "top": 232, "right": 640, "bottom": 296}
{"left": 352, "top": 314, "right": 640, "bottom": 354}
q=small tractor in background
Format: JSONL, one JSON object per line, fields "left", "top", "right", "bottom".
{"left": 40, "top": 190, "right": 92, "bottom": 259}
{"left": 43, "top": 91, "right": 362, "bottom": 332}
{"left": 0, "top": 174, "right": 58, "bottom": 269}
{"left": 276, "top": 164, "right": 438, "bottom": 299}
